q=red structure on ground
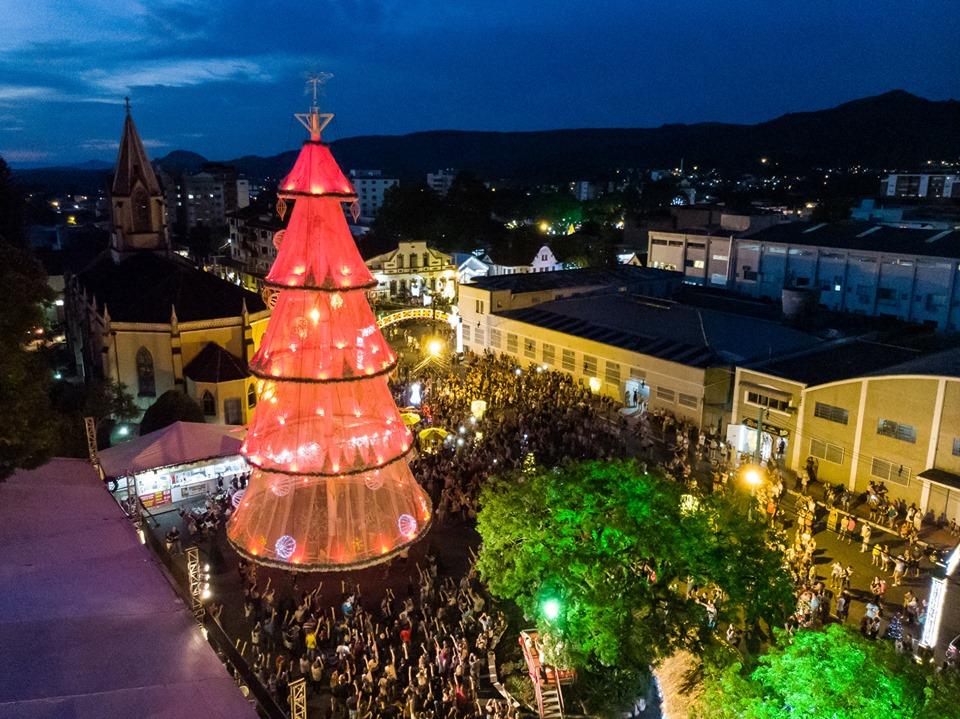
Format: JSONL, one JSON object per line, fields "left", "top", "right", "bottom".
{"left": 227, "top": 97, "right": 432, "bottom": 570}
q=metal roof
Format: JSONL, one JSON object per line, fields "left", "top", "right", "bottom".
{"left": 498, "top": 293, "right": 817, "bottom": 368}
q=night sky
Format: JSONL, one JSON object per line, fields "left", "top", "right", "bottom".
{"left": 1, "top": 0, "right": 958, "bottom": 165}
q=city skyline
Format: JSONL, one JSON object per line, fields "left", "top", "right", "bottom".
{"left": 1, "top": 0, "right": 959, "bottom": 165}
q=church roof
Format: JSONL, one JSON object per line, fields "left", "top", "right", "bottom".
{"left": 111, "top": 110, "right": 162, "bottom": 197}
{"left": 183, "top": 343, "right": 250, "bottom": 383}
{"left": 76, "top": 252, "right": 266, "bottom": 323}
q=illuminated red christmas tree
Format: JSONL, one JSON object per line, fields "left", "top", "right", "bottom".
{"left": 227, "top": 85, "right": 431, "bottom": 570}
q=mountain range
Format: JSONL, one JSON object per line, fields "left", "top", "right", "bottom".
{"left": 13, "top": 91, "right": 960, "bottom": 193}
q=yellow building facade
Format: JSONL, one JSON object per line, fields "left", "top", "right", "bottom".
{"left": 733, "top": 345, "right": 960, "bottom": 519}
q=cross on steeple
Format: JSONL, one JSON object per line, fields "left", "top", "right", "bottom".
{"left": 295, "top": 73, "right": 334, "bottom": 141}
{"left": 124, "top": 96, "right": 131, "bottom": 115}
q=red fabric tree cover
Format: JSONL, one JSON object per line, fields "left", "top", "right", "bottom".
{"left": 227, "top": 113, "right": 432, "bottom": 570}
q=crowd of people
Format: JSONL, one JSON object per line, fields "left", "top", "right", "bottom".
{"left": 402, "top": 351, "right": 628, "bottom": 526}
{"left": 218, "top": 554, "right": 516, "bottom": 719}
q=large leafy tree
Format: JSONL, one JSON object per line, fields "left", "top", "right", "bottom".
{"left": 696, "top": 624, "right": 954, "bottom": 719}
{"left": 0, "top": 156, "right": 58, "bottom": 479}
{"left": 139, "top": 389, "right": 204, "bottom": 435}
{"left": 476, "top": 460, "right": 793, "bottom": 673}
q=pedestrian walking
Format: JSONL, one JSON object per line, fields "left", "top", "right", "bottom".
{"left": 845, "top": 515, "right": 857, "bottom": 545}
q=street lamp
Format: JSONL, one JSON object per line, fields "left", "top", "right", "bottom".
{"left": 426, "top": 338, "right": 443, "bottom": 357}
{"left": 542, "top": 597, "right": 561, "bottom": 622}
{"left": 741, "top": 465, "right": 764, "bottom": 521}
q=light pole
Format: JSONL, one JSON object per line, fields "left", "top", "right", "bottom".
{"left": 743, "top": 466, "right": 763, "bottom": 521}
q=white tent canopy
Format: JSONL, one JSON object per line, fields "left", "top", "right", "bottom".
{"left": 99, "top": 421, "right": 246, "bottom": 478}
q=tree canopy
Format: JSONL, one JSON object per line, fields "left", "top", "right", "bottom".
{"left": 139, "top": 390, "right": 205, "bottom": 435}
{"left": 696, "top": 624, "right": 958, "bottom": 719}
{"left": 0, "top": 156, "right": 58, "bottom": 480}
{"left": 475, "top": 460, "right": 793, "bottom": 674}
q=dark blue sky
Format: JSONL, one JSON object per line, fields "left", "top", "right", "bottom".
{"left": 1, "top": 0, "right": 958, "bottom": 165}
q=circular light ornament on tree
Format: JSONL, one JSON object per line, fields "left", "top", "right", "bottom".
{"left": 231, "top": 489, "right": 246, "bottom": 509}
{"left": 364, "top": 471, "right": 384, "bottom": 491}
{"left": 275, "top": 534, "right": 297, "bottom": 560}
{"left": 270, "top": 476, "right": 295, "bottom": 497}
{"left": 398, "top": 513, "right": 418, "bottom": 539}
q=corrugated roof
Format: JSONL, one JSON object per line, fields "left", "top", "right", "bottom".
{"left": 498, "top": 293, "right": 817, "bottom": 368}
{"left": 742, "top": 222, "right": 960, "bottom": 258}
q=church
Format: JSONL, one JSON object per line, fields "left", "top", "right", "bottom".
{"left": 66, "top": 104, "right": 270, "bottom": 425}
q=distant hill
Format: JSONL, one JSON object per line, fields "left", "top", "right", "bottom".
{"left": 15, "top": 90, "right": 960, "bottom": 190}
{"left": 153, "top": 150, "right": 207, "bottom": 174}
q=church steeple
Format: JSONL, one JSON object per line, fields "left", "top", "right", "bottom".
{"left": 109, "top": 99, "right": 168, "bottom": 261}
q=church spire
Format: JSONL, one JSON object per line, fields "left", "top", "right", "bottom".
{"left": 109, "top": 100, "right": 168, "bottom": 260}
{"left": 112, "top": 101, "right": 162, "bottom": 197}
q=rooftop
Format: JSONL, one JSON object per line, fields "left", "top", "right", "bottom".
{"left": 748, "top": 338, "right": 960, "bottom": 386}
{"left": 0, "top": 459, "right": 256, "bottom": 718}
{"left": 76, "top": 252, "right": 266, "bottom": 323}
{"left": 470, "top": 265, "right": 679, "bottom": 293}
{"left": 498, "top": 293, "right": 818, "bottom": 368}
{"left": 183, "top": 342, "right": 249, "bottom": 383}
{"left": 741, "top": 221, "right": 960, "bottom": 258}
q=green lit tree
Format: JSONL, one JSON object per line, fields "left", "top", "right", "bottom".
{"left": 695, "top": 624, "right": 950, "bottom": 719}
{"left": 476, "top": 460, "right": 793, "bottom": 675}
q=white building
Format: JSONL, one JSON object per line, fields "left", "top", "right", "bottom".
{"left": 427, "top": 169, "right": 457, "bottom": 196}
{"left": 882, "top": 173, "right": 958, "bottom": 199}
{"left": 647, "top": 222, "right": 960, "bottom": 331}
{"left": 349, "top": 170, "right": 398, "bottom": 220}
{"left": 365, "top": 240, "right": 457, "bottom": 302}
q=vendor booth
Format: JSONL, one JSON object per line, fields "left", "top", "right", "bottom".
{"left": 99, "top": 421, "right": 247, "bottom": 512}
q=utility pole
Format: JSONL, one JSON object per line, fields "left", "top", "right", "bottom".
{"left": 754, "top": 405, "right": 766, "bottom": 464}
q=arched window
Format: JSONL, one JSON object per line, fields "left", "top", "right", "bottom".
{"left": 136, "top": 347, "right": 155, "bottom": 397}
{"left": 247, "top": 383, "right": 257, "bottom": 408}
{"left": 201, "top": 391, "right": 216, "bottom": 416}
{"left": 132, "top": 186, "right": 151, "bottom": 232}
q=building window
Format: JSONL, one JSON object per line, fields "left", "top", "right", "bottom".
{"left": 746, "top": 390, "right": 790, "bottom": 413}
{"left": 423, "top": 252, "right": 429, "bottom": 267}
{"left": 656, "top": 387, "right": 675, "bottom": 403}
{"left": 678, "top": 393, "right": 699, "bottom": 409}
{"left": 506, "top": 333, "right": 518, "bottom": 354}
{"left": 877, "top": 419, "right": 917, "bottom": 443}
{"left": 462, "top": 325, "right": 471, "bottom": 342}
{"left": 133, "top": 187, "right": 151, "bottom": 232}
{"left": 523, "top": 338, "right": 536, "bottom": 359}
{"left": 561, "top": 349, "right": 575, "bottom": 372}
{"left": 475, "top": 327, "right": 484, "bottom": 345}
{"left": 629, "top": 367, "right": 646, "bottom": 380}
{"left": 809, "top": 438, "right": 844, "bottom": 464}
{"left": 582, "top": 355, "right": 598, "bottom": 377}
{"left": 604, "top": 361, "right": 620, "bottom": 386}
{"left": 813, "top": 402, "right": 849, "bottom": 425}
{"left": 952, "top": 437, "right": 960, "bottom": 456}
{"left": 201, "top": 391, "right": 216, "bottom": 416}
{"left": 224, "top": 398, "right": 242, "bottom": 425}
{"left": 247, "top": 383, "right": 257, "bottom": 408}
{"left": 871, "top": 457, "right": 911, "bottom": 486}
{"left": 489, "top": 329, "right": 501, "bottom": 348}
{"left": 135, "top": 347, "right": 155, "bottom": 397}
{"left": 475, "top": 299, "right": 485, "bottom": 314}
{"left": 542, "top": 344, "right": 555, "bottom": 365}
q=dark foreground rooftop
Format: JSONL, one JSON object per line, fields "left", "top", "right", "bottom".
{"left": 0, "top": 459, "right": 256, "bottom": 719}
